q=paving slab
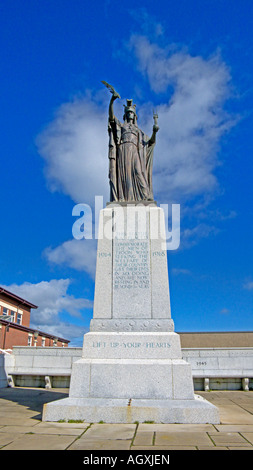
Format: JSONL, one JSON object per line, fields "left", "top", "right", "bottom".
{"left": 0, "top": 425, "right": 86, "bottom": 436}
{"left": 0, "top": 403, "right": 22, "bottom": 408}
{"left": 0, "top": 417, "right": 40, "bottom": 426}
{"left": 0, "top": 426, "right": 41, "bottom": 434}
{"left": 68, "top": 439, "right": 131, "bottom": 450}
{"left": 241, "top": 433, "right": 253, "bottom": 445}
{"left": 133, "top": 431, "right": 154, "bottom": 446}
{"left": 0, "top": 410, "right": 39, "bottom": 418}
{"left": 131, "top": 445, "right": 197, "bottom": 450}
{"left": 0, "top": 433, "right": 21, "bottom": 448}
{"left": 82, "top": 423, "right": 136, "bottom": 440}
{"left": 137, "top": 423, "right": 217, "bottom": 433}
{"left": 209, "top": 432, "right": 251, "bottom": 447}
{"left": 200, "top": 392, "right": 253, "bottom": 403}
{"left": 1, "top": 433, "right": 77, "bottom": 450}
{"left": 0, "top": 400, "right": 20, "bottom": 405}
{"left": 155, "top": 431, "right": 213, "bottom": 446}
{"left": 197, "top": 446, "right": 229, "bottom": 450}
{"left": 201, "top": 398, "right": 234, "bottom": 405}
{"left": 37, "top": 421, "right": 90, "bottom": 429}
{"left": 238, "top": 405, "right": 253, "bottom": 413}
{"left": 218, "top": 405, "right": 253, "bottom": 424}
{"left": 215, "top": 425, "right": 253, "bottom": 432}
{"left": 228, "top": 447, "right": 253, "bottom": 450}
{"left": 232, "top": 398, "right": 253, "bottom": 404}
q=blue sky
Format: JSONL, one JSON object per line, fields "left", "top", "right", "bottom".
{"left": 0, "top": 0, "right": 252, "bottom": 345}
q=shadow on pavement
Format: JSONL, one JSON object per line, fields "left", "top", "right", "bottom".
{"left": 0, "top": 387, "right": 69, "bottom": 419}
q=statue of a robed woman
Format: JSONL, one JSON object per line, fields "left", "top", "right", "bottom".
{"left": 102, "top": 82, "right": 159, "bottom": 202}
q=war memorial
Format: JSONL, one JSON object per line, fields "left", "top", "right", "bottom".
{"left": 42, "top": 83, "right": 219, "bottom": 424}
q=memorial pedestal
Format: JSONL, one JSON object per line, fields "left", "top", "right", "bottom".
{"left": 43, "top": 204, "right": 219, "bottom": 423}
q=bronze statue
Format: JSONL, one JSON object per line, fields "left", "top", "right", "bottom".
{"left": 102, "top": 82, "right": 159, "bottom": 202}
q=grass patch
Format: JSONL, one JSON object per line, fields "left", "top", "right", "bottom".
{"left": 68, "top": 419, "right": 84, "bottom": 423}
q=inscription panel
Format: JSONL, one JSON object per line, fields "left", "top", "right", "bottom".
{"left": 186, "top": 357, "right": 219, "bottom": 370}
{"left": 92, "top": 341, "right": 171, "bottom": 349}
{"left": 112, "top": 236, "right": 152, "bottom": 319}
{"left": 113, "top": 238, "right": 150, "bottom": 290}
{"left": 82, "top": 332, "right": 182, "bottom": 359}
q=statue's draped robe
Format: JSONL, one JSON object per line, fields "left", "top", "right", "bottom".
{"left": 108, "top": 117, "right": 155, "bottom": 202}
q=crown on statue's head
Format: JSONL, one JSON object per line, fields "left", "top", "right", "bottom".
{"left": 124, "top": 99, "right": 137, "bottom": 115}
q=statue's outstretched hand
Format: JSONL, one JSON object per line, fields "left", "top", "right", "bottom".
{"left": 101, "top": 81, "right": 120, "bottom": 100}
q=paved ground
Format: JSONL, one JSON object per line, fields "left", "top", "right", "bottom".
{"left": 0, "top": 387, "right": 253, "bottom": 450}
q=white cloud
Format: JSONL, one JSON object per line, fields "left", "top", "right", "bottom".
{"left": 243, "top": 281, "right": 253, "bottom": 291}
{"left": 37, "top": 95, "right": 110, "bottom": 206}
{"left": 180, "top": 223, "right": 220, "bottom": 249}
{"left": 44, "top": 239, "right": 97, "bottom": 280}
{"left": 32, "top": 321, "right": 88, "bottom": 346}
{"left": 129, "top": 8, "right": 164, "bottom": 39}
{"left": 171, "top": 268, "right": 191, "bottom": 276}
{"left": 128, "top": 35, "right": 235, "bottom": 202}
{"left": 1, "top": 279, "right": 92, "bottom": 343}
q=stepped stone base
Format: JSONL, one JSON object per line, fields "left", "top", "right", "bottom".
{"left": 42, "top": 332, "right": 219, "bottom": 424}
{"left": 42, "top": 395, "right": 219, "bottom": 424}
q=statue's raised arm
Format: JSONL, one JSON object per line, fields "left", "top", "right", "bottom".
{"left": 149, "top": 112, "right": 159, "bottom": 145}
{"left": 101, "top": 81, "right": 120, "bottom": 121}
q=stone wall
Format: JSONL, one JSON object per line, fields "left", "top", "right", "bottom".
{"left": 183, "top": 347, "right": 253, "bottom": 391}
{"left": 0, "top": 353, "right": 15, "bottom": 388}
{"left": 1, "top": 345, "right": 253, "bottom": 391}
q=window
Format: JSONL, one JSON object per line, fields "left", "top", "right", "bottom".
{"left": 1, "top": 307, "right": 15, "bottom": 321}
{"left": 28, "top": 335, "right": 32, "bottom": 347}
{"left": 41, "top": 337, "right": 46, "bottom": 347}
{"left": 16, "top": 312, "right": 22, "bottom": 325}
{"left": 10, "top": 310, "right": 15, "bottom": 322}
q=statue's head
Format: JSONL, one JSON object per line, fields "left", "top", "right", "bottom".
{"left": 123, "top": 99, "right": 137, "bottom": 123}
